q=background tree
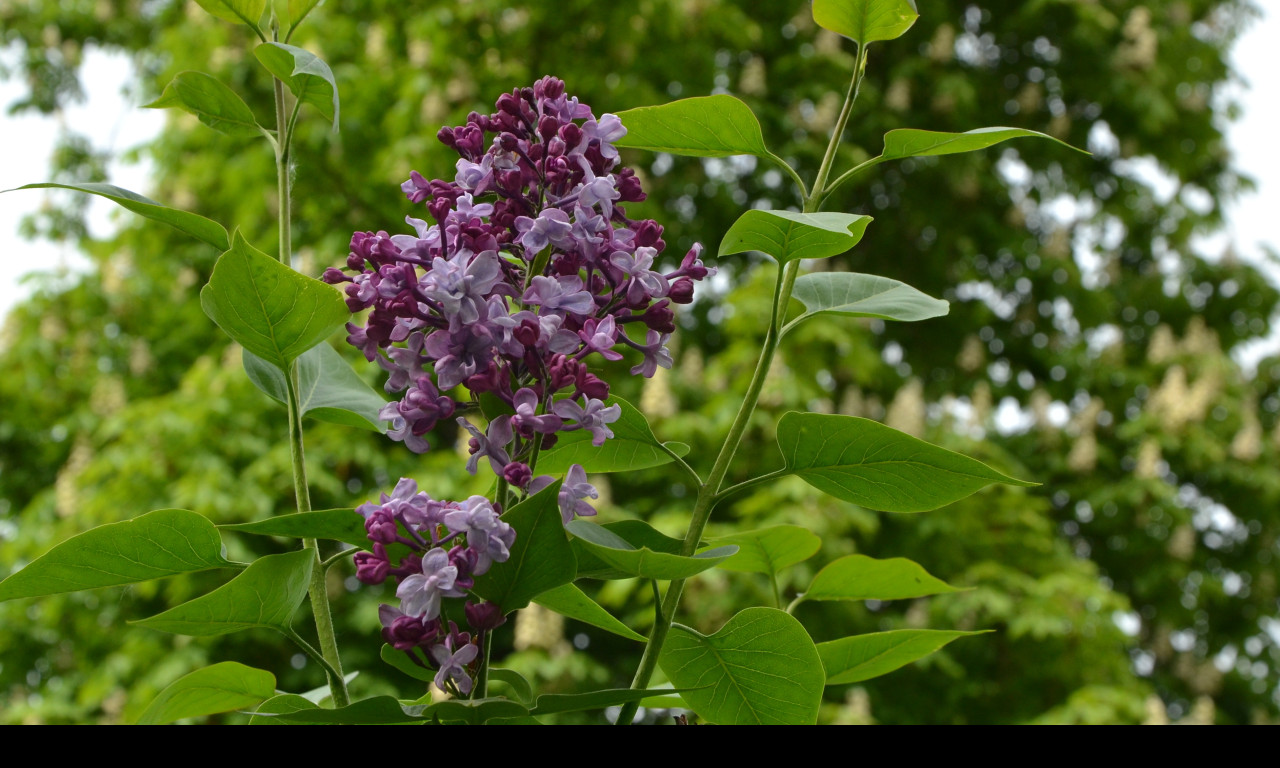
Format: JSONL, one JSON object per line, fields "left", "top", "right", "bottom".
{"left": 0, "top": 0, "right": 1273, "bottom": 723}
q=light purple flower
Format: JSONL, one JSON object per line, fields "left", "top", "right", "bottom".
{"left": 522, "top": 275, "right": 596, "bottom": 316}
{"left": 552, "top": 397, "right": 622, "bottom": 446}
{"left": 515, "top": 208, "right": 574, "bottom": 253}
{"left": 558, "top": 464, "right": 599, "bottom": 524}
{"left": 431, "top": 638, "right": 480, "bottom": 695}
{"left": 457, "top": 416, "right": 513, "bottom": 476}
{"left": 397, "top": 547, "right": 464, "bottom": 621}
{"left": 628, "top": 330, "right": 674, "bottom": 378}
{"left": 512, "top": 387, "right": 564, "bottom": 435}
{"left": 442, "top": 495, "right": 515, "bottom": 575}
{"left": 578, "top": 316, "right": 623, "bottom": 361}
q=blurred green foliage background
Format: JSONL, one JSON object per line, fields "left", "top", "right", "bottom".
{"left": 1, "top": 0, "right": 1277, "bottom": 724}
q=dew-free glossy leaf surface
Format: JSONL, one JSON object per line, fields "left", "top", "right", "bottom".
{"left": 709, "top": 525, "right": 821, "bottom": 576}
{"left": 254, "top": 43, "right": 340, "bottom": 129}
{"left": 273, "top": 696, "right": 529, "bottom": 724}
{"left": 566, "top": 520, "right": 735, "bottom": 581}
{"left": 248, "top": 693, "right": 316, "bottom": 724}
{"left": 532, "top": 583, "right": 646, "bottom": 641}
{"left": 489, "top": 668, "right": 534, "bottom": 706}
{"left": 719, "top": 210, "right": 872, "bottom": 264}
{"left": 787, "top": 272, "right": 948, "bottom": 332}
{"left": 194, "top": 0, "right": 265, "bottom": 28}
{"left": 659, "top": 607, "right": 824, "bottom": 724}
{"left": 0, "top": 509, "right": 233, "bottom": 602}
{"left": 530, "top": 688, "right": 683, "bottom": 716}
{"left": 244, "top": 343, "right": 387, "bottom": 431}
{"left": 882, "top": 126, "right": 1081, "bottom": 160}
{"left": 802, "top": 554, "right": 960, "bottom": 602}
{"left": 136, "top": 662, "right": 276, "bottom": 724}
{"left": 132, "top": 549, "right": 314, "bottom": 636}
{"left": 812, "top": 0, "right": 919, "bottom": 45}
{"left": 537, "top": 395, "right": 681, "bottom": 473}
{"left": 818, "top": 629, "right": 987, "bottom": 685}
{"left": 200, "top": 231, "right": 349, "bottom": 370}
{"left": 614, "top": 95, "right": 770, "bottom": 158}
{"left": 8, "top": 183, "right": 229, "bottom": 250}
{"left": 220, "top": 508, "right": 368, "bottom": 550}
{"left": 379, "top": 644, "right": 434, "bottom": 683}
{"left": 472, "top": 484, "right": 576, "bottom": 613}
{"left": 145, "top": 71, "right": 263, "bottom": 137}
{"left": 286, "top": 0, "right": 322, "bottom": 30}
{"left": 777, "top": 412, "right": 1034, "bottom": 512}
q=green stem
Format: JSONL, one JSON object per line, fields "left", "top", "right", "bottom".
{"left": 284, "top": 628, "right": 344, "bottom": 696}
{"left": 616, "top": 45, "right": 872, "bottom": 725}
{"left": 473, "top": 629, "right": 493, "bottom": 699}
{"left": 270, "top": 36, "right": 348, "bottom": 706}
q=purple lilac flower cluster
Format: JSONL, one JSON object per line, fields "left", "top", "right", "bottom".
{"left": 323, "top": 75, "right": 713, "bottom": 480}
{"left": 332, "top": 77, "right": 712, "bottom": 692}
{"left": 353, "top": 479, "right": 511, "bottom": 695}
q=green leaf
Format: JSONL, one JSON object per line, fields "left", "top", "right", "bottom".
{"left": 193, "top": 0, "right": 266, "bottom": 29}
{"left": 379, "top": 644, "right": 434, "bottom": 683}
{"left": 566, "top": 520, "right": 736, "bottom": 580}
{"left": 220, "top": 508, "right": 367, "bottom": 550}
{"left": 659, "top": 607, "right": 825, "bottom": 725}
{"left": 802, "top": 554, "right": 960, "bottom": 602}
{"left": 708, "top": 525, "right": 821, "bottom": 577}
{"left": 135, "top": 662, "right": 275, "bottom": 724}
{"left": 269, "top": 696, "right": 528, "bottom": 724}
{"left": 531, "top": 688, "right": 685, "bottom": 716}
{"left": 132, "top": 550, "right": 314, "bottom": 636}
{"left": 719, "top": 210, "right": 873, "bottom": 264}
{"left": 777, "top": 412, "right": 1035, "bottom": 512}
{"left": 200, "top": 230, "right": 349, "bottom": 370}
{"left": 254, "top": 43, "right": 340, "bottom": 130}
{"left": 537, "top": 395, "right": 681, "bottom": 474}
{"left": 287, "top": 0, "right": 323, "bottom": 30}
{"left": 812, "top": 0, "right": 919, "bottom": 46}
{"left": 614, "top": 95, "right": 771, "bottom": 158}
{"left": 786, "top": 272, "right": 949, "bottom": 334}
{"left": 489, "top": 668, "right": 534, "bottom": 707}
{"left": 531, "top": 583, "right": 646, "bottom": 642}
{"left": 244, "top": 343, "right": 388, "bottom": 432}
{"left": 0, "top": 509, "right": 233, "bottom": 602}
{"left": 248, "top": 693, "right": 317, "bottom": 725}
{"left": 472, "top": 484, "right": 577, "bottom": 613}
{"left": 818, "top": 629, "right": 988, "bottom": 685}
{"left": 145, "top": 71, "right": 264, "bottom": 137}
{"left": 6, "top": 183, "right": 229, "bottom": 250}
{"left": 881, "top": 126, "right": 1084, "bottom": 161}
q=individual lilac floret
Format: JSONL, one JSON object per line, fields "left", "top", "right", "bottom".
{"left": 442, "top": 496, "right": 516, "bottom": 575}
{"left": 552, "top": 397, "right": 622, "bottom": 446}
{"left": 397, "top": 547, "right": 465, "bottom": 621}
{"left": 558, "top": 464, "right": 599, "bottom": 524}
{"left": 458, "top": 416, "right": 514, "bottom": 476}
{"left": 432, "top": 637, "right": 480, "bottom": 695}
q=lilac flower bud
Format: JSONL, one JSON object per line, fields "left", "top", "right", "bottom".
{"left": 354, "top": 544, "right": 391, "bottom": 585}
{"left": 364, "top": 509, "right": 400, "bottom": 545}
{"left": 380, "top": 605, "right": 439, "bottom": 651}
{"left": 465, "top": 601, "right": 507, "bottom": 631}
{"left": 503, "top": 461, "right": 533, "bottom": 489}
{"left": 668, "top": 277, "right": 695, "bottom": 304}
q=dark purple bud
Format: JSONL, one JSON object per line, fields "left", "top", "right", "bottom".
{"left": 540, "top": 433, "right": 558, "bottom": 451}
{"left": 322, "top": 267, "right": 349, "bottom": 285}
{"left": 534, "top": 75, "right": 565, "bottom": 101}
{"left": 437, "top": 126, "right": 459, "bottom": 150}
{"left": 547, "top": 136, "right": 566, "bottom": 157}
{"left": 680, "top": 244, "right": 710, "bottom": 279}
{"left": 497, "top": 92, "right": 523, "bottom": 117}
{"left": 617, "top": 167, "right": 647, "bottom": 202}
{"left": 365, "top": 510, "right": 400, "bottom": 545}
{"left": 538, "top": 115, "right": 560, "bottom": 142}
{"left": 382, "top": 613, "right": 439, "bottom": 651}
{"left": 499, "top": 132, "right": 520, "bottom": 151}
{"left": 634, "top": 220, "right": 664, "bottom": 248}
{"left": 576, "top": 370, "right": 610, "bottom": 401}
{"left": 465, "top": 601, "right": 507, "bottom": 632}
{"left": 354, "top": 544, "right": 391, "bottom": 585}
{"left": 559, "top": 122, "right": 583, "bottom": 148}
{"left": 503, "top": 461, "right": 533, "bottom": 489}
{"left": 642, "top": 299, "right": 677, "bottom": 333}
{"left": 669, "top": 277, "right": 695, "bottom": 304}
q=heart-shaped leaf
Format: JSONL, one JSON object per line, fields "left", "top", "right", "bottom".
{"left": 200, "top": 230, "right": 349, "bottom": 370}
{"left": 566, "top": 520, "right": 736, "bottom": 581}
{"left": 614, "top": 95, "right": 771, "bottom": 158}
{"left": 254, "top": 43, "right": 340, "bottom": 130}
{"left": 881, "top": 126, "right": 1084, "bottom": 161}
{"left": 220, "top": 508, "right": 368, "bottom": 550}
{"left": 136, "top": 662, "right": 276, "bottom": 724}
{"left": 801, "top": 554, "right": 959, "bottom": 603}
{"left": 244, "top": 343, "right": 387, "bottom": 432}
{"left": 785, "top": 272, "right": 948, "bottom": 334}
{"left": 0, "top": 509, "right": 233, "bottom": 602}
{"left": 536, "top": 395, "right": 684, "bottom": 474}
{"left": 708, "top": 525, "right": 821, "bottom": 577}
{"left": 812, "top": 0, "right": 919, "bottom": 46}
{"left": 6, "top": 183, "right": 229, "bottom": 250}
{"left": 145, "top": 71, "right": 264, "bottom": 137}
{"left": 719, "top": 210, "right": 873, "bottom": 264}
{"left": 531, "top": 583, "right": 646, "bottom": 642}
{"left": 132, "top": 549, "right": 314, "bottom": 636}
{"left": 659, "top": 607, "right": 825, "bottom": 724}
{"left": 818, "top": 629, "right": 988, "bottom": 685}
{"left": 472, "top": 483, "right": 577, "bottom": 613}
{"left": 777, "top": 412, "right": 1035, "bottom": 512}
